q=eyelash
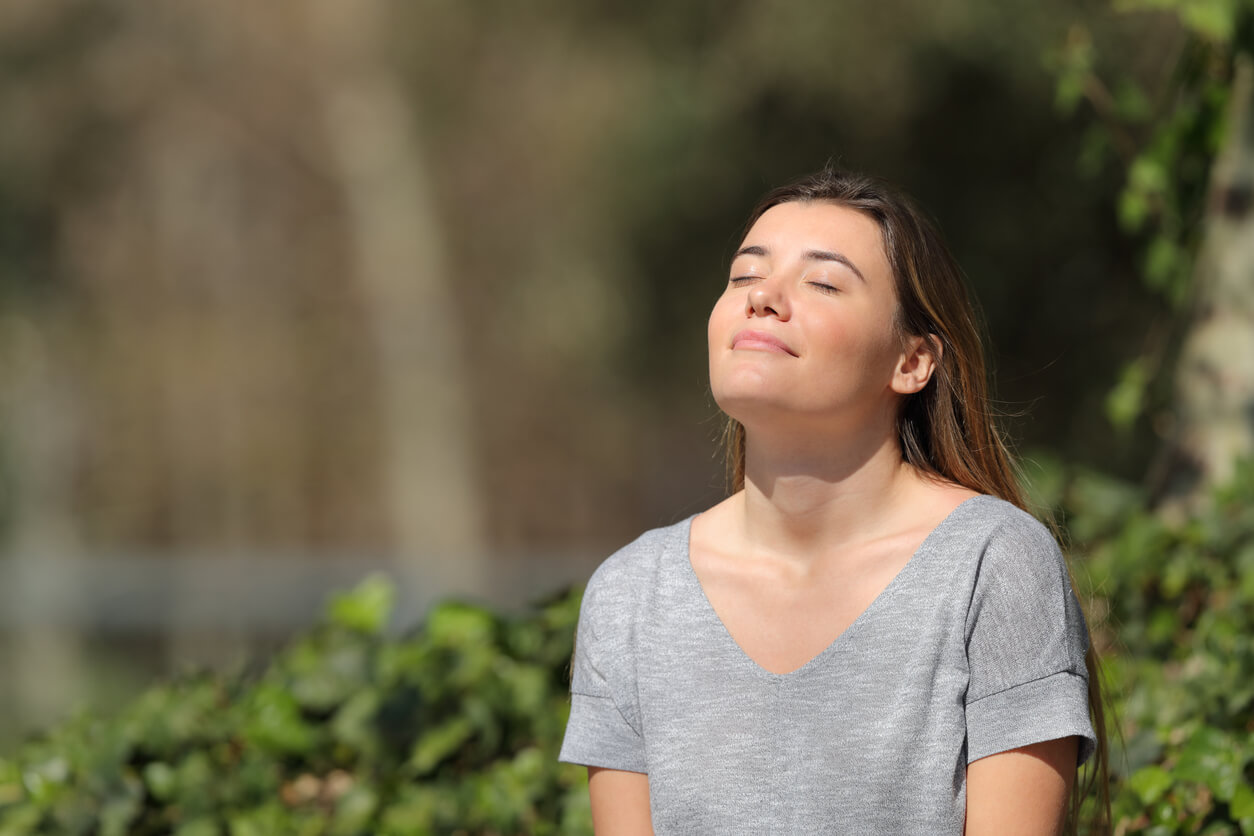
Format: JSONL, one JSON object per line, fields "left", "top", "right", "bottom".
{"left": 728, "top": 276, "right": 840, "bottom": 294}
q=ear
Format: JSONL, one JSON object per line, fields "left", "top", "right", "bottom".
{"left": 891, "top": 334, "right": 940, "bottom": 395}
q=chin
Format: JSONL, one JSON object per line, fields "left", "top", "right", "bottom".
{"left": 711, "top": 389, "right": 794, "bottom": 424}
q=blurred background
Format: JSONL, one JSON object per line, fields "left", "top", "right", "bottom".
{"left": 0, "top": 0, "right": 1238, "bottom": 751}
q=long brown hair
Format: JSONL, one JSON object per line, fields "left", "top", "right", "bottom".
{"left": 722, "top": 167, "right": 1111, "bottom": 834}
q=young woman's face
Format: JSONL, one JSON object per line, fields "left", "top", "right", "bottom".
{"left": 708, "top": 200, "right": 912, "bottom": 430}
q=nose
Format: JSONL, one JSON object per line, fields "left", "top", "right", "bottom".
{"left": 746, "top": 278, "right": 790, "bottom": 320}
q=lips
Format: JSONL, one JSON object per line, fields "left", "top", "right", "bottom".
{"left": 731, "top": 329, "right": 797, "bottom": 356}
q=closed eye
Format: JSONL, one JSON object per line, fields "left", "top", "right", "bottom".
{"left": 808, "top": 281, "right": 839, "bottom": 294}
{"left": 729, "top": 275, "right": 760, "bottom": 286}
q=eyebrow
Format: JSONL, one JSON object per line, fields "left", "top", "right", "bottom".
{"left": 732, "top": 245, "right": 866, "bottom": 283}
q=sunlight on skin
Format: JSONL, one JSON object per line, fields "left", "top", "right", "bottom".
{"left": 588, "top": 767, "right": 653, "bottom": 835}
{"left": 965, "top": 737, "right": 1078, "bottom": 836}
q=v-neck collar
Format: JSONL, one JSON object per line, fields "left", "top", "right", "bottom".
{"left": 674, "top": 494, "right": 991, "bottom": 679}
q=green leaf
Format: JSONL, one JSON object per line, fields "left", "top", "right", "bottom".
{"left": 1180, "top": 0, "right": 1236, "bottom": 41}
{"left": 1105, "top": 358, "right": 1149, "bottom": 431}
{"left": 242, "top": 684, "right": 317, "bottom": 756}
{"left": 228, "top": 805, "right": 285, "bottom": 836}
{"left": 175, "top": 751, "right": 218, "bottom": 814}
{"left": 332, "top": 783, "right": 380, "bottom": 836}
{"left": 283, "top": 636, "right": 372, "bottom": 711}
{"left": 1114, "top": 77, "right": 1152, "bottom": 122}
{"left": 1232, "top": 781, "right": 1254, "bottom": 818}
{"left": 330, "top": 689, "right": 383, "bottom": 755}
{"left": 1118, "top": 188, "right": 1150, "bottom": 232}
{"left": 410, "top": 717, "right": 475, "bottom": 775}
{"left": 329, "top": 574, "right": 397, "bottom": 634}
{"left": 1143, "top": 236, "right": 1183, "bottom": 292}
{"left": 1174, "top": 727, "right": 1242, "bottom": 800}
{"left": 99, "top": 780, "right": 142, "bottom": 836}
{"left": 1047, "top": 25, "right": 1094, "bottom": 114}
{"left": 426, "top": 602, "right": 497, "bottom": 647}
{"left": 143, "top": 761, "right": 177, "bottom": 802}
{"left": 21, "top": 755, "right": 69, "bottom": 806}
{"left": 0, "top": 760, "right": 21, "bottom": 806}
{"left": 379, "top": 786, "right": 450, "bottom": 835}
{"left": 1113, "top": 0, "right": 1237, "bottom": 41}
{"left": 174, "top": 818, "right": 221, "bottom": 836}
{"left": 0, "top": 806, "right": 43, "bottom": 836}
{"left": 1130, "top": 764, "right": 1174, "bottom": 804}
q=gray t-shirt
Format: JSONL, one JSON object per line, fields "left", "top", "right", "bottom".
{"left": 559, "top": 495, "right": 1096, "bottom": 834}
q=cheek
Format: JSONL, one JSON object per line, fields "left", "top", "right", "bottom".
{"left": 810, "top": 315, "right": 901, "bottom": 379}
{"left": 707, "top": 295, "right": 734, "bottom": 349}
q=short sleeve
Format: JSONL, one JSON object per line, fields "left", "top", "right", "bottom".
{"left": 964, "top": 515, "right": 1096, "bottom": 766}
{"left": 558, "top": 570, "right": 647, "bottom": 773}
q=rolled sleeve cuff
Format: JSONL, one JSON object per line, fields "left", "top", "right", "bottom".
{"left": 558, "top": 694, "right": 647, "bottom": 773}
{"left": 966, "top": 670, "right": 1095, "bottom": 766}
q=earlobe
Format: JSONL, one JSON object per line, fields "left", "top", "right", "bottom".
{"left": 892, "top": 335, "right": 941, "bottom": 395}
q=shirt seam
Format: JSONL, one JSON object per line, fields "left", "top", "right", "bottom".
{"left": 966, "top": 668, "right": 1086, "bottom": 707}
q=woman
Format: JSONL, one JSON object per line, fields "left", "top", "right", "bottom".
{"left": 560, "top": 168, "right": 1108, "bottom": 834}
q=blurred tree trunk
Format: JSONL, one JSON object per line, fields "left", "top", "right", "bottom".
{"left": 1160, "top": 53, "right": 1254, "bottom": 508}
{"left": 306, "top": 0, "right": 486, "bottom": 586}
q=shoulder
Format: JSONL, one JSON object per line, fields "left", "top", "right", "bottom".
{"left": 578, "top": 516, "right": 692, "bottom": 632}
{"left": 944, "top": 496, "right": 1066, "bottom": 573}
{"left": 973, "top": 497, "right": 1069, "bottom": 582}
{"left": 958, "top": 497, "right": 1088, "bottom": 658}
{"left": 586, "top": 517, "right": 689, "bottom": 592}
{"left": 926, "top": 495, "right": 1075, "bottom": 624}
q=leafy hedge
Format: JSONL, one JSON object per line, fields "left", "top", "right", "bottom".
{"left": 2, "top": 465, "right": 1253, "bottom": 834}
{"left": 0, "top": 579, "right": 589, "bottom": 835}
{"left": 1034, "top": 459, "right": 1254, "bottom": 834}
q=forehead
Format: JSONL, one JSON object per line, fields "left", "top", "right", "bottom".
{"left": 740, "top": 201, "right": 889, "bottom": 275}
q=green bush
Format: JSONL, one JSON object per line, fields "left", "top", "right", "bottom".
{"left": 1041, "top": 461, "right": 1254, "bottom": 835}
{"left": 2, "top": 465, "right": 1253, "bottom": 834}
{"left": 0, "top": 577, "right": 590, "bottom": 835}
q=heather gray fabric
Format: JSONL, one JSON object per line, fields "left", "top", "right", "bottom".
{"left": 559, "top": 495, "right": 1096, "bottom": 834}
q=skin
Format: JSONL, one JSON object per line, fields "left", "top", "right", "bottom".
{"left": 588, "top": 202, "right": 1077, "bottom": 835}
{"left": 588, "top": 767, "right": 652, "bottom": 835}
{"left": 966, "top": 738, "right": 1078, "bottom": 836}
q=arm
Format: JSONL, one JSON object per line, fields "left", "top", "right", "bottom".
{"left": 588, "top": 767, "right": 653, "bottom": 835}
{"left": 964, "top": 736, "right": 1078, "bottom": 836}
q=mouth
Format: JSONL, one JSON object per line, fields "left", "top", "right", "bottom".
{"left": 731, "top": 329, "right": 797, "bottom": 356}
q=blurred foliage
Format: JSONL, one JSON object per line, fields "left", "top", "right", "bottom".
{"left": 1025, "top": 456, "right": 1254, "bottom": 834}
{"left": 4, "top": 464, "right": 1254, "bottom": 832}
{"left": 0, "top": 575, "right": 587, "bottom": 835}
{"left": 1050, "top": 0, "right": 1253, "bottom": 434}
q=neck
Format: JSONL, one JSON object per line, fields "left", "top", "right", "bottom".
{"left": 737, "top": 420, "right": 922, "bottom": 559}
